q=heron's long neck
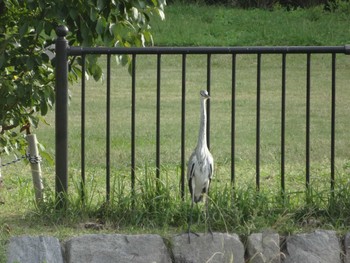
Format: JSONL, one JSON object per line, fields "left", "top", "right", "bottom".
{"left": 197, "top": 99, "right": 207, "bottom": 150}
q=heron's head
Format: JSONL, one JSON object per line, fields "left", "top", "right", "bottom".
{"left": 200, "top": 90, "right": 210, "bottom": 100}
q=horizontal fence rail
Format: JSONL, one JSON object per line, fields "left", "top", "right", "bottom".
{"left": 55, "top": 26, "right": 350, "bottom": 207}
{"left": 68, "top": 46, "right": 350, "bottom": 55}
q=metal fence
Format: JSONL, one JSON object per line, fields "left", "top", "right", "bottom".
{"left": 55, "top": 26, "right": 350, "bottom": 207}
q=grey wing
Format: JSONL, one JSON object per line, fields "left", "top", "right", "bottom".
{"left": 187, "top": 152, "right": 196, "bottom": 181}
{"left": 208, "top": 154, "right": 214, "bottom": 180}
{"left": 206, "top": 155, "right": 214, "bottom": 196}
{"left": 187, "top": 152, "right": 197, "bottom": 197}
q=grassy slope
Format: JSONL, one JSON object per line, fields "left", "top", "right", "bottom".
{"left": 1, "top": 3, "right": 350, "bottom": 261}
{"left": 151, "top": 3, "right": 350, "bottom": 46}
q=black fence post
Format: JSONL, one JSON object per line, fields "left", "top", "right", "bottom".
{"left": 55, "top": 26, "right": 69, "bottom": 209}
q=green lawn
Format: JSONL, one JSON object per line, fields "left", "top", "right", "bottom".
{"left": 1, "top": 3, "right": 350, "bottom": 261}
{"left": 150, "top": 3, "right": 350, "bottom": 46}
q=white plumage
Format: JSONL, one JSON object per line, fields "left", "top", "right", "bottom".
{"left": 186, "top": 90, "right": 214, "bottom": 242}
{"left": 187, "top": 145, "right": 213, "bottom": 203}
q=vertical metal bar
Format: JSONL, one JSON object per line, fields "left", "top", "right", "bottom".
{"left": 206, "top": 54, "right": 211, "bottom": 149}
{"left": 331, "top": 53, "right": 336, "bottom": 194}
{"left": 156, "top": 54, "right": 161, "bottom": 182}
{"left": 306, "top": 53, "right": 311, "bottom": 189}
{"left": 81, "top": 54, "right": 86, "bottom": 202}
{"left": 281, "top": 53, "right": 286, "bottom": 194}
{"left": 181, "top": 54, "right": 186, "bottom": 200}
{"left": 231, "top": 54, "right": 236, "bottom": 187}
{"left": 106, "top": 54, "right": 111, "bottom": 202}
{"left": 256, "top": 53, "right": 261, "bottom": 191}
{"left": 55, "top": 26, "right": 69, "bottom": 208}
{"left": 131, "top": 54, "right": 136, "bottom": 196}
{"left": 0, "top": 159, "right": 2, "bottom": 187}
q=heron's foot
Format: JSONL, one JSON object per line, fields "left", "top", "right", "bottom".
{"left": 176, "top": 231, "right": 199, "bottom": 236}
{"left": 175, "top": 231, "right": 199, "bottom": 243}
{"left": 188, "top": 230, "right": 199, "bottom": 237}
{"left": 187, "top": 231, "right": 199, "bottom": 244}
{"left": 208, "top": 227, "right": 214, "bottom": 240}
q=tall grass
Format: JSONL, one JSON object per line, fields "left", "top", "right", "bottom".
{"left": 7, "top": 161, "right": 350, "bottom": 236}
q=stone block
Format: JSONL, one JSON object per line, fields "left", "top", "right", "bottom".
{"left": 284, "top": 230, "right": 341, "bottom": 263}
{"left": 344, "top": 232, "right": 350, "bottom": 263}
{"left": 7, "top": 236, "right": 63, "bottom": 263}
{"left": 247, "top": 232, "right": 280, "bottom": 263}
{"left": 172, "top": 232, "right": 244, "bottom": 263}
{"left": 64, "top": 234, "right": 171, "bottom": 263}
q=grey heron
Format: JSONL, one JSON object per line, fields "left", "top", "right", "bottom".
{"left": 187, "top": 89, "right": 214, "bottom": 243}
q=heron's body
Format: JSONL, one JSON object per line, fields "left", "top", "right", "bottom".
{"left": 187, "top": 146, "right": 213, "bottom": 203}
{"left": 186, "top": 90, "right": 214, "bottom": 242}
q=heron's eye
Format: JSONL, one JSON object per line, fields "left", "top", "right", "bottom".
{"left": 200, "top": 90, "right": 208, "bottom": 97}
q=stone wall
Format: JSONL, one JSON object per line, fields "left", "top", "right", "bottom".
{"left": 6, "top": 230, "right": 350, "bottom": 263}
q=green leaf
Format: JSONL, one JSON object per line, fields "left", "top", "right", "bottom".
{"left": 40, "top": 52, "right": 49, "bottom": 63}
{"left": 131, "top": 7, "right": 139, "bottom": 20}
{"left": 69, "top": 8, "right": 78, "bottom": 20}
{"left": 40, "top": 150, "right": 54, "bottom": 166}
{"left": 26, "top": 57, "right": 35, "bottom": 70}
{"left": 91, "top": 64, "right": 103, "bottom": 81}
{"left": 121, "top": 54, "right": 130, "bottom": 66}
{"left": 17, "top": 85, "right": 27, "bottom": 98}
{"left": 28, "top": 115, "right": 39, "bottom": 128}
{"left": 137, "top": 1, "right": 146, "bottom": 8}
{"left": 157, "top": 9, "right": 165, "bottom": 20}
{"left": 36, "top": 21, "right": 45, "bottom": 35}
{"left": 97, "top": 0, "right": 105, "bottom": 11}
{"left": 40, "top": 100, "right": 48, "bottom": 116}
{"left": 6, "top": 95, "right": 16, "bottom": 106}
{"left": 87, "top": 55, "right": 98, "bottom": 65}
{"left": 90, "top": 8, "right": 98, "bottom": 22}
{"left": 44, "top": 22, "right": 54, "bottom": 35}
{"left": 0, "top": 54, "right": 5, "bottom": 68}
{"left": 19, "top": 23, "right": 28, "bottom": 37}
{"left": 96, "top": 16, "right": 107, "bottom": 35}
{"left": 103, "top": 31, "right": 114, "bottom": 46}
{"left": 80, "top": 22, "right": 92, "bottom": 46}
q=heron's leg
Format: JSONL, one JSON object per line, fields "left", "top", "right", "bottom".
{"left": 187, "top": 199, "right": 193, "bottom": 243}
{"left": 187, "top": 198, "right": 199, "bottom": 243}
{"left": 187, "top": 199, "right": 194, "bottom": 243}
{"left": 205, "top": 193, "right": 213, "bottom": 239}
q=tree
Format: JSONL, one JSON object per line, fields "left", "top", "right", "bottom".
{"left": 0, "top": 0, "right": 165, "bottom": 156}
